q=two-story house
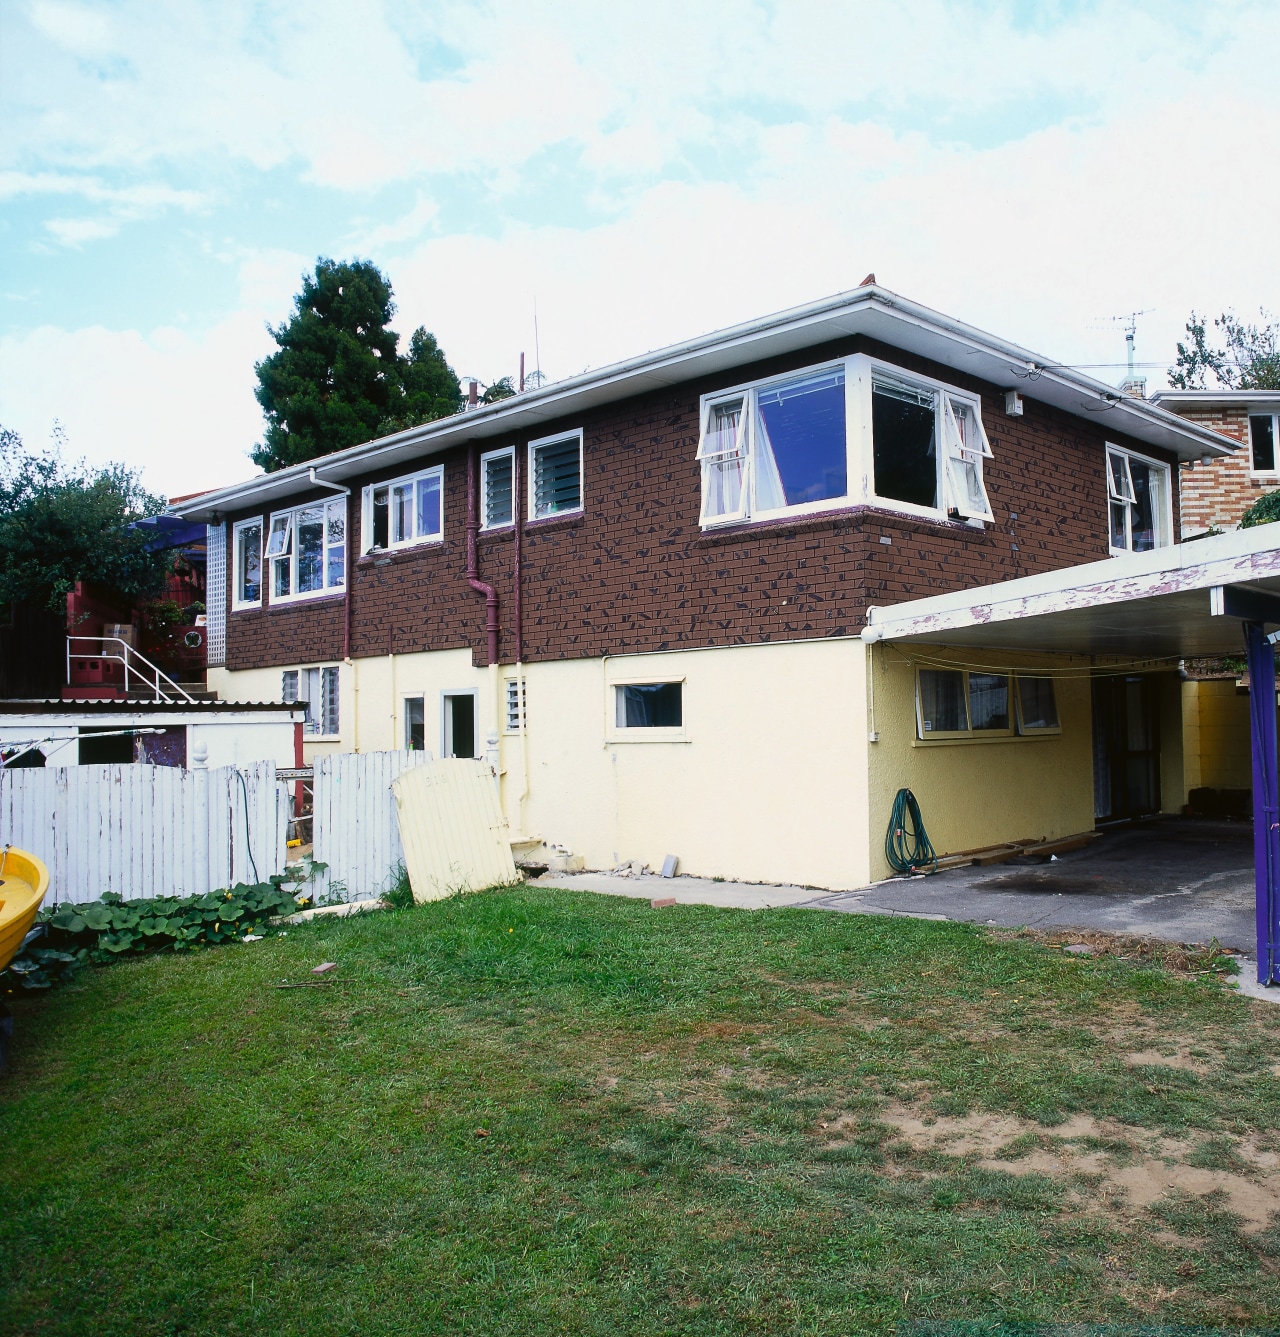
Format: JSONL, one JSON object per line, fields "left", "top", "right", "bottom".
{"left": 172, "top": 284, "right": 1237, "bottom": 890}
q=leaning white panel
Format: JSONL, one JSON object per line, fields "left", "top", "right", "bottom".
{"left": 393, "top": 759, "right": 518, "bottom": 901}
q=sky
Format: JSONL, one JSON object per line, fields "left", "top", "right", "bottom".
{"left": 1, "top": 0, "right": 1278, "bottom": 500}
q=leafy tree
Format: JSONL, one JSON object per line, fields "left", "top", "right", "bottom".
{"left": 252, "top": 258, "right": 463, "bottom": 471}
{"left": 1169, "top": 309, "right": 1280, "bottom": 390}
{"left": 481, "top": 376, "right": 516, "bottom": 404}
{"left": 0, "top": 426, "right": 169, "bottom": 612}
{"left": 379, "top": 327, "right": 463, "bottom": 435}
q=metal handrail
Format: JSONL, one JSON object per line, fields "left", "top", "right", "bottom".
{"left": 66, "top": 636, "right": 196, "bottom": 704}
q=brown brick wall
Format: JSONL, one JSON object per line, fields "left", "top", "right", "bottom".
{"left": 225, "top": 334, "right": 1179, "bottom": 671}
{"left": 1173, "top": 406, "right": 1273, "bottom": 534}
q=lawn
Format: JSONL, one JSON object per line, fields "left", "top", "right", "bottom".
{"left": 2, "top": 886, "right": 1279, "bottom": 1336}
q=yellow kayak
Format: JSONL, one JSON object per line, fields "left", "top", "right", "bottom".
{"left": 0, "top": 846, "right": 50, "bottom": 973}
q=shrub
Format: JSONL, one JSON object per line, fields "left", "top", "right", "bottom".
{"left": 1240, "top": 490, "right": 1280, "bottom": 528}
{"left": 3, "top": 878, "right": 306, "bottom": 994}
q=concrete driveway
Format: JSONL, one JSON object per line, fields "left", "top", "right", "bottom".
{"left": 810, "top": 818, "right": 1256, "bottom": 952}
{"left": 536, "top": 818, "right": 1256, "bottom": 950}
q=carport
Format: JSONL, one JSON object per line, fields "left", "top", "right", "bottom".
{"left": 861, "top": 525, "right": 1280, "bottom": 987}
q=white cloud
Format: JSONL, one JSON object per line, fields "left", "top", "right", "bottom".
{"left": 0, "top": 311, "right": 273, "bottom": 498}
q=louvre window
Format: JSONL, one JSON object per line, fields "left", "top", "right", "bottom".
{"left": 529, "top": 432, "right": 582, "bottom": 519}
{"left": 505, "top": 677, "right": 526, "bottom": 732}
{"left": 482, "top": 448, "right": 515, "bottom": 529}
{"left": 283, "top": 666, "right": 339, "bottom": 736}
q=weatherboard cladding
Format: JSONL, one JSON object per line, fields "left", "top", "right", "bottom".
{"left": 222, "top": 335, "right": 1180, "bottom": 672}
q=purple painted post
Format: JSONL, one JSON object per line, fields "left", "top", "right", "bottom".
{"left": 1244, "top": 622, "right": 1280, "bottom": 986}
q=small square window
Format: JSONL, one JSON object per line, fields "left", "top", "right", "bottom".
{"left": 1015, "top": 677, "right": 1060, "bottom": 732}
{"left": 529, "top": 432, "right": 582, "bottom": 519}
{"left": 917, "top": 669, "right": 968, "bottom": 735}
{"left": 615, "top": 682, "right": 682, "bottom": 728}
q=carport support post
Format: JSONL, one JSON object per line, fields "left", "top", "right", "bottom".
{"left": 1244, "top": 622, "right": 1280, "bottom": 986}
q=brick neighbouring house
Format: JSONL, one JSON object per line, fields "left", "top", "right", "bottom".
{"left": 1149, "top": 389, "right": 1280, "bottom": 535}
{"left": 170, "top": 284, "right": 1234, "bottom": 890}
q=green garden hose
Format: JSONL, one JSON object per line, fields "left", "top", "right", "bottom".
{"left": 885, "top": 788, "right": 937, "bottom": 875}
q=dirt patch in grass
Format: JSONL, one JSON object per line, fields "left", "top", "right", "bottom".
{"left": 991, "top": 925, "right": 1246, "bottom": 976}
{"left": 846, "top": 1101, "right": 1280, "bottom": 1234}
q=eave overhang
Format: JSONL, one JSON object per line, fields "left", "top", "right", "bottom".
{"left": 171, "top": 285, "right": 1238, "bottom": 524}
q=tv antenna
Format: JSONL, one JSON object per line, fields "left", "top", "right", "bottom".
{"left": 1094, "top": 309, "right": 1153, "bottom": 388}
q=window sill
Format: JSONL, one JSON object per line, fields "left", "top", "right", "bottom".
{"left": 230, "top": 602, "right": 262, "bottom": 614}
{"left": 606, "top": 730, "right": 690, "bottom": 744}
{"left": 695, "top": 503, "right": 990, "bottom": 547}
{"left": 524, "top": 511, "right": 583, "bottom": 535}
{"left": 267, "top": 591, "right": 346, "bottom": 610}
{"left": 911, "top": 732, "right": 1060, "bottom": 748}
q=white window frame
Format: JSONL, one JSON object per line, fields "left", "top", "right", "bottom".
{"left": 403, "top": 695, "right": 428, "bottom": 753}
{"left": 1249, "top": 413, "right": 1280, "bottom": 478}
{"left": 696, "top": 354, "right": 994, "bottom": 530}
{"left": 266, "top": 499, "right": 347, "bottom": 604}
{"left": 605, "top": 673, "right": 688, "bottom": 744}
{"left": 481, "top": 447, "right": 516, "bottom": 531}
{"left": 440, "top": 688, "right": 479, "bottom": 758}
{"left": 231, "top": 517, "right": 263, "bottom": 610}
{"left": 528, "top": 429, "right": 584, "bottom": 522}
{"left": 1106, "top": 444, "right": 1173, "bottom": 556}
{"left": 360, "top": 464, "right": 444, "bottom": 555}
{"left": 283, "top": 665, "right": 340, "bottom": 738}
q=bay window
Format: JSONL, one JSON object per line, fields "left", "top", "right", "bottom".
{"left": 361, "top": 465, "right": 443, "bottom": 553}
{"left": 697, "top": 356, "right": 993, "bottom": 528}
{"left": 266, "top": 499, "right": 346, "bottom": 602}
{"left": 1106, "top": 446, "right": 1171, "bottom": 554}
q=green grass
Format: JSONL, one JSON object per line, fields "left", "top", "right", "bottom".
{"left": 3, "top": 887, "right": 1279, "bottom": 1335}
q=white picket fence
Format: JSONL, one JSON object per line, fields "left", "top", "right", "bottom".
{"left": 0, "top": 761, "right": 286, "bottom": 904}
{"left": 311, "top": 750, "right": 432, "bottom": 900}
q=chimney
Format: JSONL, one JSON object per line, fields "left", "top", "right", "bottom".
{"left": 519, "top": 352, "right": 525, "bottom": 394}
{"left": 468, "top": 379, "right": 479, "bottom": 410}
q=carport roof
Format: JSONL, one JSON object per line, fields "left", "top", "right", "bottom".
{"left": 861, "top": 526, "right": 1280, "bottom": 658}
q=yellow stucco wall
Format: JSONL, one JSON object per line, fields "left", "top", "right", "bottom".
{"left": 864, "top": 645, "right": 1096, "bottom": 881}
{"left": 1181, "top": 679, "right": 1252, "bottom": 792}
{"left": 213, "top": 640, "right": 874, "bottom": 890}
